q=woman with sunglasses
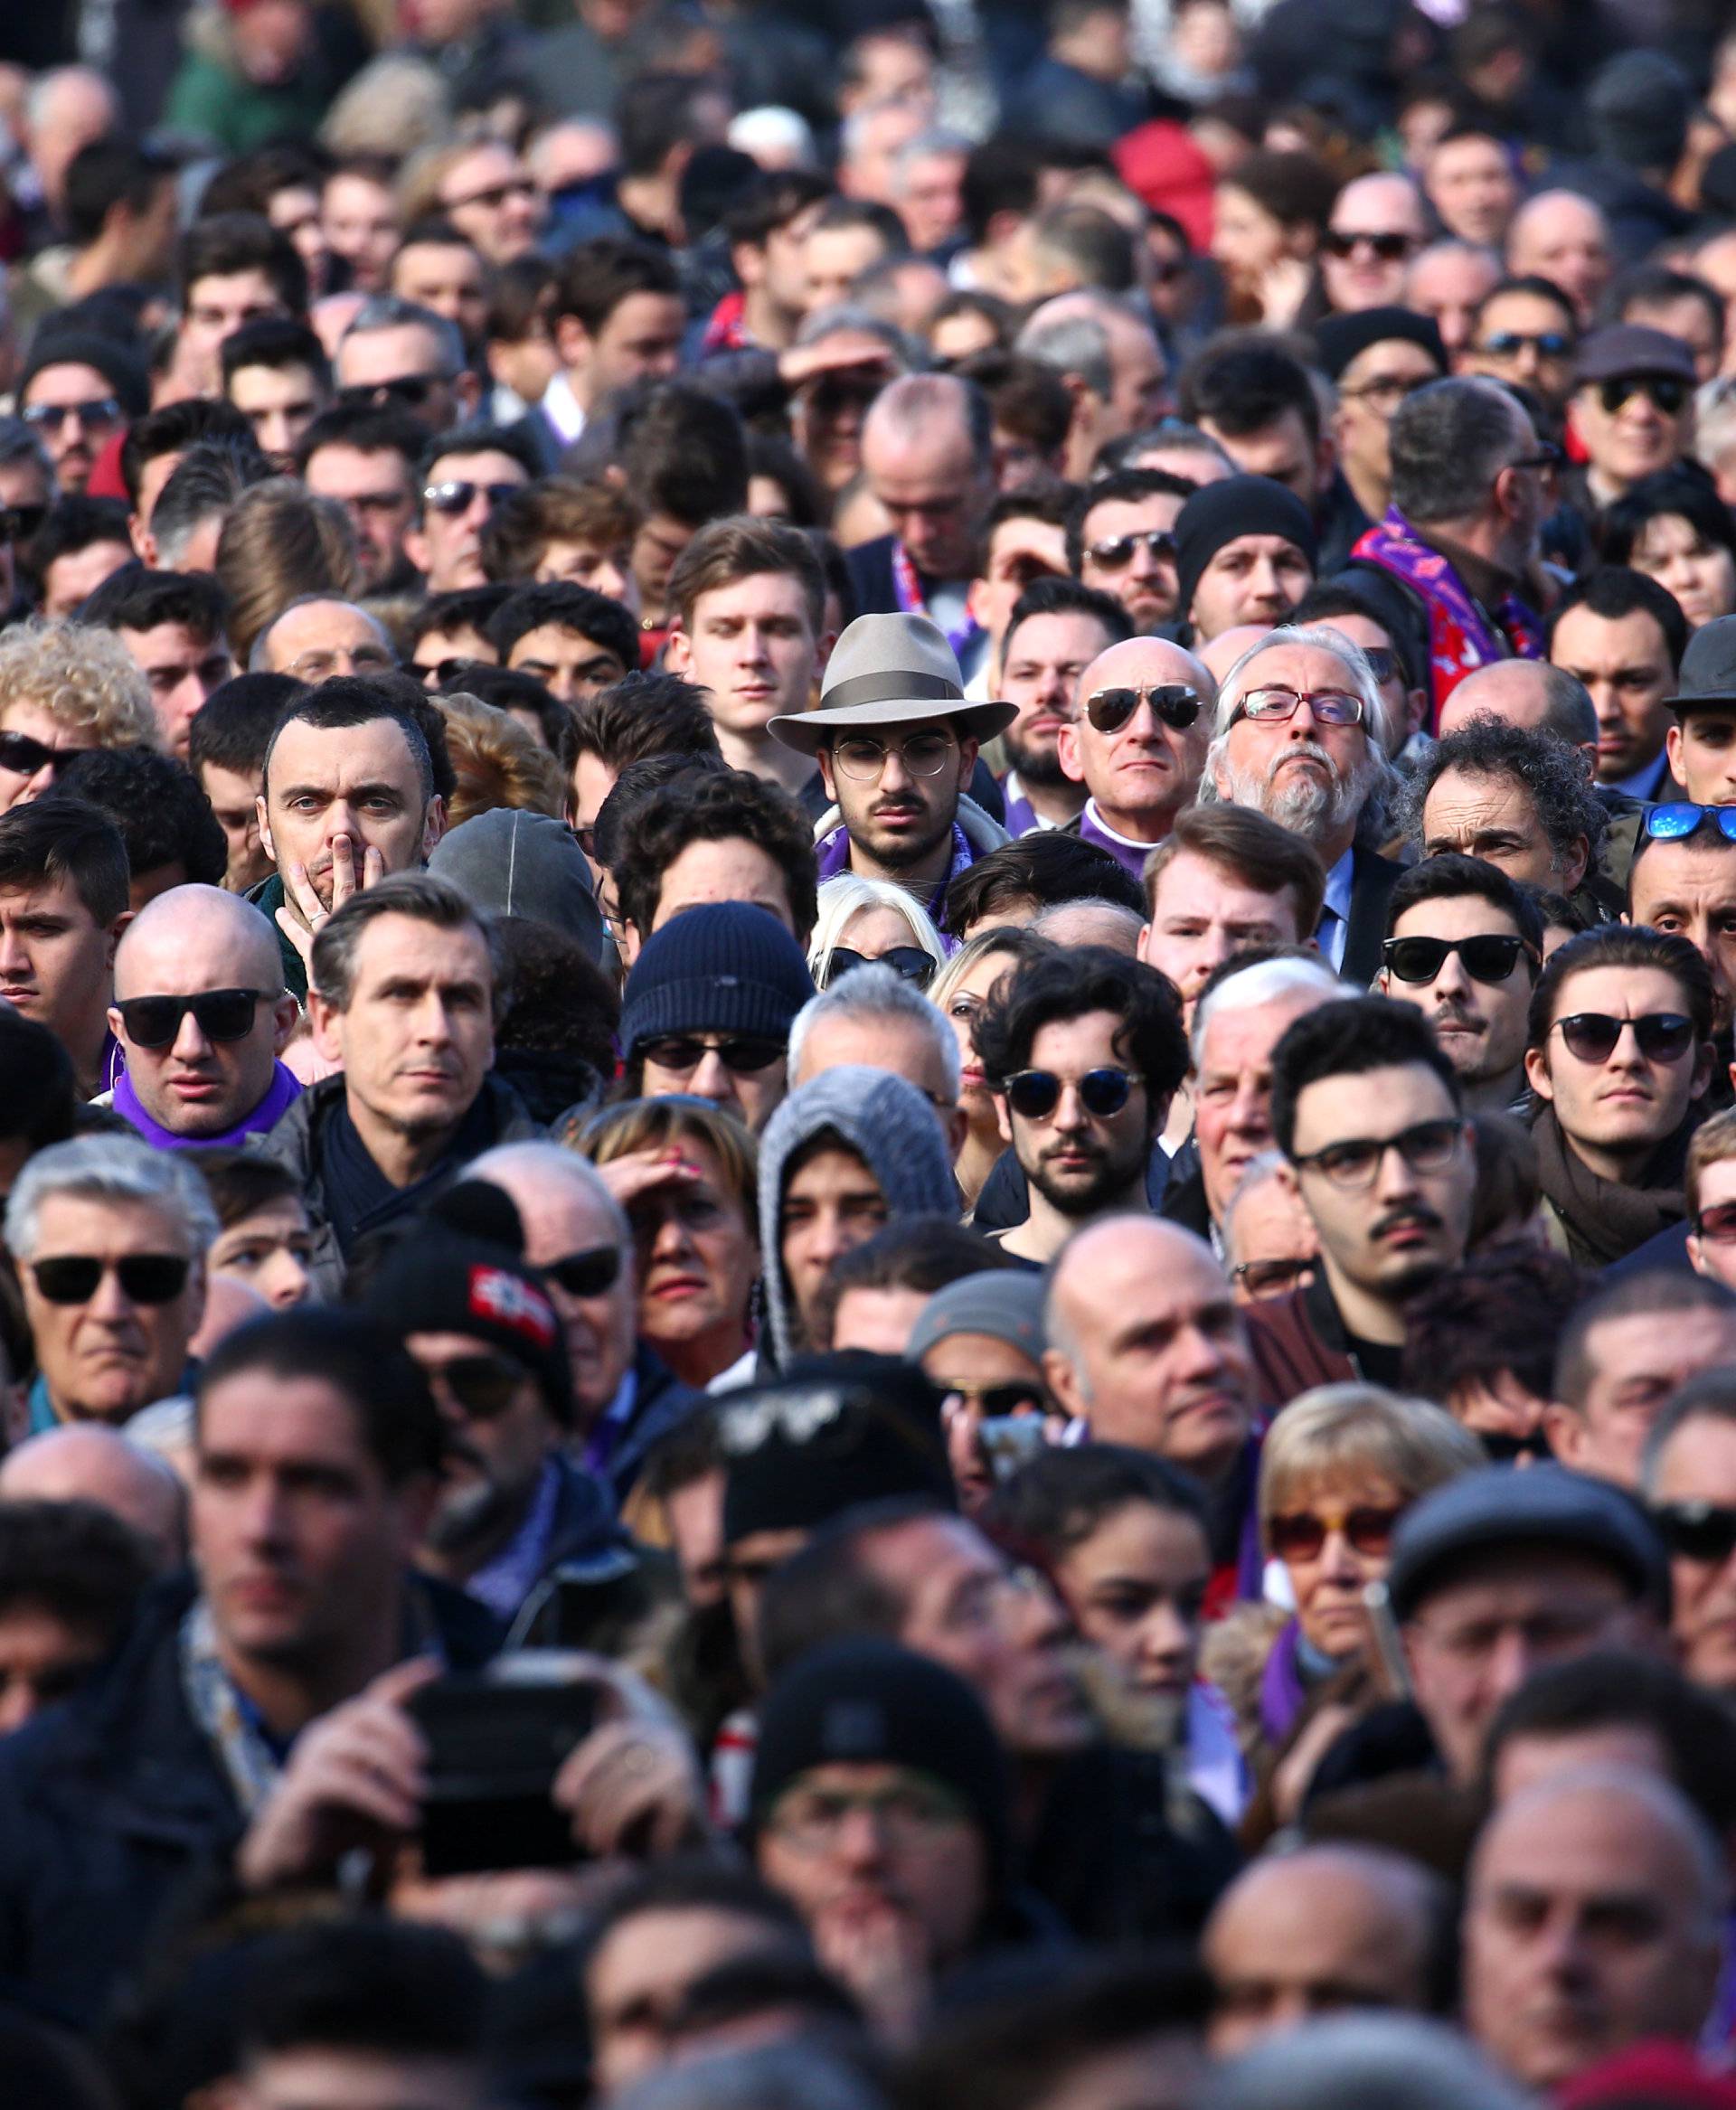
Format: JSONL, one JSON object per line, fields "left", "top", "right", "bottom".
{"left": 1599, "top": 468, "right": 1736, "bottom": 631}
{"left": 1202, "top": 1384, "right": 1480, "bottom": 1832}
{"left": 580, "top": 1098, "right": 760, "bottom": 1391}
{"left": 807, "top": 874, "right": 947, "bottom": 996}
{"left": 1523, "top": 925, "right": 1714, "bottom": 1267}
{"left": 928, "top": 927, "right": 1044, "bottom": 1212}
{"left": 0, "top": 619, "right": 157, "bottom": 818}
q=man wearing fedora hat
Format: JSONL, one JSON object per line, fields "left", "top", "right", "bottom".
{"left": 771, "top": 612, "right": 1015, "bottom": 915}
{"left": 1665, "top": 617, "right": 1736, "bottom": 809}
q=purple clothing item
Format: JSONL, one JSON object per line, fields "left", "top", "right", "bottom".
{"left": 112, "top": 1060, "right": 302, "bottom": 1150}
{"left": 1259, "top": 1617, "right": 1309, "bottom": 1747}
{"left": 816, "top": 821, "right": 975, "bottom": 952}
{"left": 1077, "top": 801, "right": 1162, "bottom": 881}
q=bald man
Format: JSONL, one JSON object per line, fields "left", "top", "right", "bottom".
{"left": 1436, "top": 661, "right": 1600, "bottom": 791}
{"left": 1505, "top": 193, "right": 1614, "bottom": 326}
{"left": 1322, "top": 174, "right": 1429, "bottom": 315}
{"left": 249, "top": 597, "right": 397, "bottom": 684}
{"left": 0, "top": 1425, "right": 186, "bottom": 1570}
{"left": 1204, "top": 1844, "right": 1447, "bottom": 2055}
{"left": 1197, "top": 625, "right": 1273, "bottom": 688}
{"left": 1043, "top": 1217, "right": 1259, "bottom": 1545}
{"left": 1464, "top": 1769, "right": 1727, "bottom": 2090}
{"left": 108, "top": 886, "right": 300, "bottom": 1145}
{"left": 1056, "top": 636, "right": 1216, "bottom": 879}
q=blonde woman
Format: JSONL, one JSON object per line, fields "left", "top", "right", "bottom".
{"left": 928, "top": 925, "right": 1044, "bottom": 1209}
{"left": 0, "top": 619, "right": 156, "bottom": 813}
{"left": 1203, "top": 1384, "right": 1481, "bottom": 1821}
{"left": 807, "top": 873, "right": 947, "bottom": 994}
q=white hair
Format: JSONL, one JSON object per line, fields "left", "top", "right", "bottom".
{"left": 807, "top": 874, "right": 947, "bottom": 987}
{"left": 1189, "top": 953, "right": 1345, "bottom": 1069}
{"left": 727, "top": 106, "right": 817, "bottom": 170}
{"left": 5, "top": 1135, "right": 220, "bottom": 1262}
{"left": 788, "top": 959, "right": 962, "bottom": 1098}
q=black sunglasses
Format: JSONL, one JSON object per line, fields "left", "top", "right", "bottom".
{"left": 1382, "top": 933, "right": 1534, "bottom": 985}
{"left": 542, "top": 1245, "right": 624, "bottom": 1298}
{"left": 1084, "top": 528, "right": 1176, "bottom": 571}
{"left": 1084, "top": 683, "right": 1201, "bottom": 735}
{"left": 0, "top": 730, "right": 95, "bottom": 778}
{"left": 1598, "top": 375, "right": 1689, "bottom": 416}
{"left": 1694, "top": 1201, "right": 1736, "bottom": 1244}
{"left": 1478, "top": 330, "right": 1574, "bottom": 360}
{"left": 31, "top": 1253, "right": 191, "bottom": 1305}
{"left": 1552, "top": 1011, "right": 1695, "bottom": 1064}
{"left": 1480, "top": 1428, "right": 1553, "bottom": 1465}
{"left": 340, "top": 375, "right": 440, "bottom": 411}
{"left": 1004, "top": 1066, "right": 1136, "bottom": 1122}
{"left": 1645, "top": 804, "right": 1736, "bottom": 843}
{"left": 1324, "top": 230, "right": 1413, "bottom": 260}
{"left": 822, "top": 946, "right": 935, "bottom": 991}
{"left": 1652, "top": 1500, "right": 1736, "bottom": 1564}
{"left": 115, "top": 989, "right": 271, "bottom": 1050}
{"left": 423, "top": 479, "right": 524, "bottom": 517}
{"left": 22, "top": 397, "right": 121, "bottom": 436}
{"left": 425, "top": 1351, "right": 530, "bottom": 1420}
{"left": 639, "top": 1033, "right": 786, "bottom": 1075}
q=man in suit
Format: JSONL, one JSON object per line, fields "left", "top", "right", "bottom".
{"left": 1205, "top": 623, "right": 1404, "bottom": 984}
{"left": 847, "top": 372, "right": 998, "bottom": 689}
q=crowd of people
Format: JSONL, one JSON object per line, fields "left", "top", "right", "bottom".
{"left": 3, "top": 0, "right": 1736, "bottom": 2107}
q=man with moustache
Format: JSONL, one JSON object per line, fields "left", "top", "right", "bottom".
{"left": 1057, "top": 635, "right": 1216, "bottom": 881}
{"left": 1207, "top": 625, "right": 1403, "bottom": 984}
{"left": 995, "top": 579, "right": 1128, "bottom": 836}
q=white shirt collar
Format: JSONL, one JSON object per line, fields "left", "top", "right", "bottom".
{"left": 540, "top": 369, "right": 587, "bottom": 446}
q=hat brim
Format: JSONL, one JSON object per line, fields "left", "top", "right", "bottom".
{"left": 769, "top": 696, "right": 1019, "bottom": 756}
{"left": 1663, "top": 690, "right": 1736, "bottom": 713}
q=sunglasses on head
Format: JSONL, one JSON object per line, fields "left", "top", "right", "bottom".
{"left": 1267, "top": 1503, "right": 1402, "bottom": 1561}
{"left": 115, "top": 989, "right": 269, "bottom": 1049}
{"left": 1085, "top": 528, "right": 1176, "bottom": 571}
{"left": 1085, "top": 683, "right": 1201, "bottom": 734}
{"left": 1599, "top": 374, "right": 1689, "bottom": 416}
{"left": 1478, "top": 330, "right": 1574, "bottom": 361}
{"left": 542, "top": 1245, "right": 623, "bottom": 1298}
{"left": 424, "top": 1351, "right": 530, "bottom": 1419}
{"left": 0, "top": 730, "right": 94, "bottom": 778}
{"left": 1324, "top": 230, "right": 1414, "bottom": 260}
{"left": 823, "top": 946, "right": 935, "bottom": 991}
{"left": 638, "top": 1033, "right": 786, "bottom": 1076}
{"left": 1004, "top": 1066, "right": 1136, "bottom": 1122}
{"left": 22, "top": 397, "right": 120, "bottom": 437}
{"left": 1651, "top": 1499, "right": 1736, "bottom": 1564}
{"left": 424, "top": 479, "right": 523, "bottom": 517}
{"left": 1645, "top": 804, "right": 1736, "bottom": 843}
{"left": 31, "top": 1253, "right": 190, "bottom": 1305}
{"left": 1382, "top": 933, "right": 1534, "bottom": 985}
{"left": 340, "top": 375, "right": 440, "bottom": 412}
{"left": 1552, "top": 1011, "right": 1695, "bottom": 1064}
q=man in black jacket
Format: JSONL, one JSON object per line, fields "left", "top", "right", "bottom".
{"left": 0, "top": 1309, "right": 497, "bottom": 2027}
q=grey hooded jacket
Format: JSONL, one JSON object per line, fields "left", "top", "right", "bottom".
{"left": 756, "top": 1064, "right": 960, "bottom": 1369}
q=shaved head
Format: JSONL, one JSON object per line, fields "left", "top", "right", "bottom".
{"left": 0, "top": 1424, "right": 186, "bottom": 1569}
{"left": 114, "top": 884, "right": 284, "bottom": 1002}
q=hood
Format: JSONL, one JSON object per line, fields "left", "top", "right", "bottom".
{"left": 756, "top": 1064, "right": 959, "bottom": 1368}
{"left": 428, "top": 808, "right": 607, "bottom": 966}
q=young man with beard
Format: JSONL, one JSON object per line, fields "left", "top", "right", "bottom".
{"left": 363, "top": 1220, "right": 616, "bottom": 1624}
{"left": 1207, "top": 624, "right": 1403, "bottom": 984}
{"left": 1376, "top": 854, "right": 1542, "bottom": 1114}
{"left": 975, "top": 946, "right": 1189, "bottom": 1265}
{"left": 1057, "top": 635, "right": 1215, "bottom": 881}
{"left": 771, "top": 613, "right": 1015, "bottom": 916}
{"left": 995, "top": 579, "right": 1128, "bottom": 835}
{"left": 1254, "top": 996, "right": 1477, "bottom": 1401}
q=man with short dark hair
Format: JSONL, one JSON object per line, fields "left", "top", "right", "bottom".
{"left": 565, "top": 674, "right": 722, "bottom": 857}
{"left": 976, "top": 945, "right": 1187, "bottom": 1264}
{"left": 490, "top": 579, "right": 637, "bottom": 704}
{"left": 611, "top": 769, "right": 819, "bottom": 966}
{"left": 1253, "top": 995, "right": 1477, "bottom": 1401}
{"left": 1067, "top": 468, "right": 1194, "bottom": 635}
{"left": 540, "top": 237, "right": 686, "bottom": 457}
{"left": 251, "top": 682, "right": 447, "bottom": 999}
{"left": 1549, "top": 568, "right": 1688, "bottom": 801}
{"left": 403, "top": 425, "right": 537, "bottom": 594}
{"left": 0, "top": 796, "right": 130, "bottom": 1097}
{"left": 1176, "top": 339, "right": 1344, "bottom": 558}
{"left": 995, "top": 579, "right": 1130, "bottom": 837}
{"left": 220, "top": 316, "right": 332, "bottom": 474}
{"left": 80, "top": 569, "right": 232, "bottom": 761}
{"left": 1548, "top": 1274, "right": 1736, "bottom": 1489}
{"left": 188, "top": 673, "right": 301, "bottom": 894}
{"left": 27, "top": 495, "right": 133, "bottom": 618}
{"left": 9, "top": 137, "right": 177, "bottom": 339}
{"left": 175, "top": 212, "right": 307, "bottom": 397}
{"left": 0, "top": 1307, "right": 494, "bottom": 2023}
{"left": 263, "top": 875, "right": 533, "bottom": 1293}
{"left": 1377, "top": 854, "right": 1543, "bottom": 1112}
{"left": 297, "top": 401, "right": 424, "bottom": 592}
{"left": 335, "top": 296, "right": 474, "bottom": 433}
{"left": 0, "top": 1500, "right": 153, "bottom": 1738}
{"left": 1662, "top": 618, "right": 1736, "bottom": 810}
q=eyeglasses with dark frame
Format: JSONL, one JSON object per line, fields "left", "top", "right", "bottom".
{"left": 1003, "top": 1066, "right": 1137, "bottom": 1123}
{"left": 1231, "top": 687, "right": 1365, "bottom": 727}
{"left": 1290, "top": 1116, "right": 1466, "bottom": 1191}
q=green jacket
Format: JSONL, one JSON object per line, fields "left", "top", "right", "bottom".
{"left": 164, "top": 51, "right": 327, "bottom": 153}
{"left": 247, "top": 872, "right": 308, "bottom": 1003}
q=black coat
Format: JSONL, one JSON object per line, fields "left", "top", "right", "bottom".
{"left": 1342, "top": 844, "right": 1405, "bottom": 988}
{"left": 0, "top": 1572, "right": 497, "bottom": 2030}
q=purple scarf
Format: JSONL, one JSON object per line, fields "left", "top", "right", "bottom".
{"left": 1259, "top": 1616, "right": 1309, "bottom": 1746}
{"left": 816, "top": 822, "right": 975, "bottom": 953}
{"left": 112, "top": 1060, "right": 302, "bottom": 1150}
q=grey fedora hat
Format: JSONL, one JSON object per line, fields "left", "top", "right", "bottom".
{"left": 1665, "top": 615, "right": 1736, "bottom": 713}
{"left": 768, "top": 611, "right": 1018, "bottom": 757}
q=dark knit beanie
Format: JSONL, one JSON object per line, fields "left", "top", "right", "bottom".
{"left": 721, "top": 1352, "right": 955, "bottom": 1547}
{"left": 749, "top": 1637, "right": 1012, "bottom": 1888}
{"left": 16, "top": 329, "right": 149, "bottom": 420}
{"left": 362, "top": 1228, "right": 574, "bottom": 1426}
{"left": 1175, "top": 476, "right": 1318, "bottom": 625}
{"left": 621, "top": 901, "right": 815, "bottom": 1057}
{"left": 1589, "top": 52, "right": 1692, "bottom": 175}
{"left": 1314, "top": 306, "right": 1447, "bottom": 383}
